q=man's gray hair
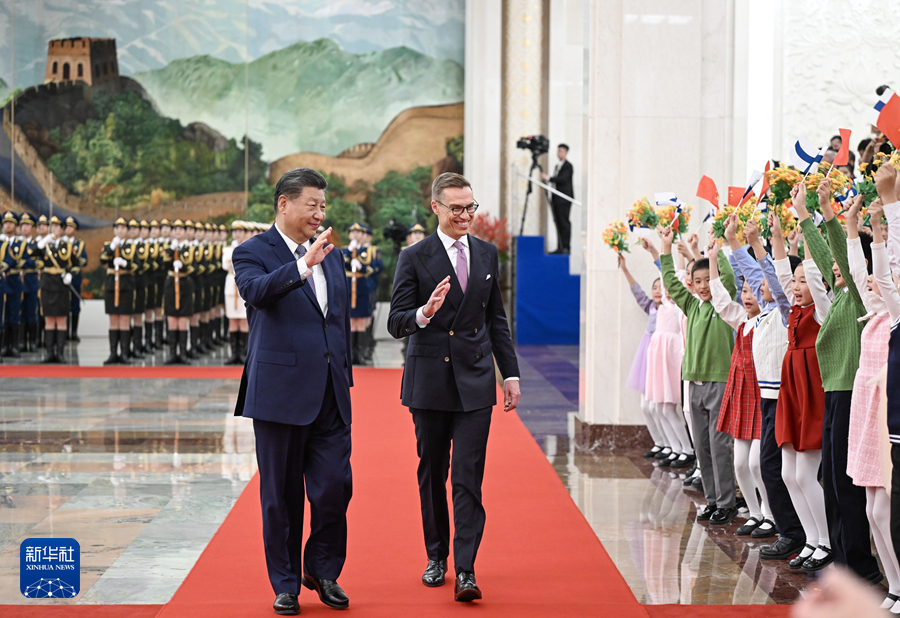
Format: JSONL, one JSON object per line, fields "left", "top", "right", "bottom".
{"left": 274, "top": 168, "right": 328, "bottom": 212}
{"left": 431, "top": 172, "right": 471, "bottom": 202}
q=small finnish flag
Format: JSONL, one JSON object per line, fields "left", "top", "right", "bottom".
{"left": 790, "top": 137, "right": 826, "bottom": 175}
{"left": 654, "top": 192, "right": 682, "bottom": 207}
{"left": 742, "top": 170, "right": 763, "bottom": 202}
{"left": 813, "top": 211, "right": 825, "bottom": 226}
{"left": 869, "top": 89, "right": 895, "bottom": 126}
{"left": 836, "top": 183, "right": 859, "bottom": 205}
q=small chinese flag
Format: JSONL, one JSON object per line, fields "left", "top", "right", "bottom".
{"left": 696, "top": 175, "right": 719, "bottom": 208}
{"left": 833, "top": 128, "right": 852, "bottom": 166}
{"left": 877, "top": 95, "right": 900, "bottom": 148}
{"left": 728, "top": 186, "right": 747, "bottom": 207}
{"left": 757, "top": 160, "right": 771, "bottom": 202}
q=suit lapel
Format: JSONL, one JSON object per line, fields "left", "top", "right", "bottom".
{"left": 456, "top": 237, "right": 490, "bottom": 318}
{"left": 267, "top": 228, "right": 324, "bottom": 316}
{"left": 420, "top": 232, "right": 462, "bottom": 312}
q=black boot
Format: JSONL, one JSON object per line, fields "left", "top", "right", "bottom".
{"left": 351, "top": 332, "right": 363, "bottom": 365}
{"left": 203, "top": 322, "right": 214, "bottom": 352}
{"left": 225, "top": 331, "right": 242, "bottom": 365}
{"left": 238, "top": 331, "right": 248, "bottom": 364}
{"left": 1, "top": 326, "right": 11, "bottom": 357}
{"left": 37, "top": 318, "right": 45, "bottom": 348}
{"left": 178, "top": 330, "right": 191, "bottom": 364}
{"left": 119, "top": 329, "right": 132, "bottom": 364}
{"left": 222, "top": 316, "right": 229, "bottom": 340}
{"left": 104, "top": 330, "right": 120, "bottom": 365}
{"left": 164, "top": 330, "right": 180, "bottom": 365}
{"left": 364, "top": 326, "right": 375, "bottom": 362}
{"left": 188, "top": 326, "right": 201, "bottom": 359}
{"left": 17, "top": 324, "right": 26, "bottom": 352}
{"left": 42, "top": 329, "right": 57, "bottom": 363}
{"left": 144, "top": 323, "right": 153, "bottom": 353}
{"left": 23, "top": 324, "right": 32, "bottom": 353}
{"left": 70, "top": 313, "right": 81, "bottom": 342}
{"left": 154, "top": 321, "right": 164, "bottom": 350}
{"left": 7, "top": 326, "right": 21, "bottom": 358}
{"left": 129, "top": 326, "right": 144, "bottom": 359}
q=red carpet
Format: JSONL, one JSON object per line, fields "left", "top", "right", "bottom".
{"left": 156, "top": 368, "right": 648, "bottom": 618}
{"left": 0, "top": 365, "right": 243, "bottom": 379}
{"left": 0, "top": 606, "right": 160, "bottom": 617}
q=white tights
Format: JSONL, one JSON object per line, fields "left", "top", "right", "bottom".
{"left": 781, "top": 445, "right": 831, "bottom": 559}
{"left": 657, "top": 402, "right": 694, "bottom": 455}
{"left": 641, "top": 394, "right": 666, "bottom": 447}
{"left": 733, "top": 438, "right": 772, "bottom": 521}
{"left": 866, "top": 487, "right": 900, "bottom": 609}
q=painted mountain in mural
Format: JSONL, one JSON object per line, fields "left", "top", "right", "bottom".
{"left": 133, "top": 38, "right": 463, "bottom": 161}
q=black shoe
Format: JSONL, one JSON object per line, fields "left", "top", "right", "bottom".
{"left": 789, "top": 545, "right": 816, "bottom": 570}
{"left": 691, "top": 477, "right": 703, "bottom": 489}
{"left": 760, "top": 536, "right": 806, "bottom": 560}
{"left": 658, "top": 453, "right": 679, "bottom": 468}
{"left": 422, "top": 559, "right": 447, "bottom": 587}
{"left": 301, "top": 575, "right": 348, "bottom": 610}
{"left": 454, "top": 572, "right": 482, "bottom": 602}
{"left": 683, "top": 475, "right": 696, "bottom": 487}
{"left": 654, "top": 448, "right": 673, "bottom": 460}
{"left": 709, "top": 507, "right": 739, "bottom": 525}
{"left": 750, "top": 519, "right": 777, "bottom": 538}
{"left": 801, "top": 546, "right": 835, "bottom": 572}
{"left": 736, "top": 516, "right": 763, "bottom": 536}
{"left": 643, "top": 446, "right": 663, "bottom": 458}
{"left": 735, "top": 496, "right": 748, "bottom": 512}
{"left": 273, "top": 592, "right": 299, "bottom": 615}
{"left": 696, "top": 504, "right": 717, "bottom": 521}
{"left": 669, "top": 454, "right": 696, "bottom": 469}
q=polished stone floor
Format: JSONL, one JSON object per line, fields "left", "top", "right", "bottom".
{"left": 0, "top": 338, "right": 859, "bottom": 605}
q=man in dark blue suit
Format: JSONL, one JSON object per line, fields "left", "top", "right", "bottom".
{"left": 232, "top": 168, "right": 353, "bottom": 616}
{"left": 388, "top": 173, "right": 521, "bottom": 602}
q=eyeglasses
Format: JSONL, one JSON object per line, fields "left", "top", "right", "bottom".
{"left": 435, "top": 200, "right": 479, "bottom": 217}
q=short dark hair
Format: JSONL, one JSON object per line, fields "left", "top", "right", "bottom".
{"left": 789, "top": 255, "right": 803, "bottom": 273}
{"left": 877, "top": 84, "right": 892, "bottom": 96}
{"left": 558, "top": 143, "right": 569, "bottom": 151}
{"left": 859, "top": 232, "right": 873, "bottom": 275}
{"left": 432, "top": 172, "right": 471, "bottom": 202}
{"left": 858, "top": 138, "right": 872, "bottom": 153}
{"left": 692, "top": 258, "right": 710, "bottom": 277}
{"left": 273, "top": 168, "right": 327, "bottom": 212}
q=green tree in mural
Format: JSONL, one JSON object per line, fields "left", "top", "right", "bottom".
{"left": 446, "top": 135, "right": 464, "bottom": 168}
{"left": 47, "top": 90, "right": 266, "bottom": 209}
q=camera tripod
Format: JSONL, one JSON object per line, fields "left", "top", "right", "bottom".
{"left": 518, "top": 151, "right": 544, "bottom": 236}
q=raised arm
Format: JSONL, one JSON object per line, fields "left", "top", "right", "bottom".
{"left": 803, "top": 256, "right": 832, "bottom": 324}
{"left": 795, "top": 180, "right": 836, "bottom": 290}
{"left": 233, "top": 244, "right": 309, "bottom": 310}
{"left": 708, "top": 243, "right": 746, "bottom": 330}
{"left": 870, "top": 200, "right": 900, "bottom": 321}
{"left": 875, "top": 164, "right": 900, "bottom": 275}
{"left": 658, "top": 225, "right": 697, "bottom": 315}
{"left": 844, "top": 195, "right": 876, "bottom": 313}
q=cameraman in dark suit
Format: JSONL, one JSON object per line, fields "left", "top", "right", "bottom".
{"left": 541, "top": 143, "right": 574, "bottom": 254}
{"left": 388, "top": 172, "right": 521, "bottom": 603}
{"left": 233, "top": 168, "right": 353, "bottom": 616}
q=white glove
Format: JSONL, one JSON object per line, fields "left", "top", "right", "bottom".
{"left": 114, "top": 257, "right": 128, "bottom": 269}
{"left": 348, "top": 239, "right": 359, "bottom": 251}
{"left": 37, "top": 235, "right": 50, "bottom": 250}
{"left": 62, "top": 273, "right": 72, "bottom": 285}
{"left": 173, "top": 260, "right": 183, "bottom": 271}
{"left": 110, "top": 236, "right": 121, "bottom": 250}
{"left": 170, "top": 239, "right": 181, "bottom": 250}
{"left": 351, "top": 258, "right": 362, "bottom": 272}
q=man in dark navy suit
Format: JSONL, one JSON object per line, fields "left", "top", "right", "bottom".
{"left": 388, "top": 172, "right": 521, "bottom": 602}
{"left": 233, "top": 168, "right": 353, "bottom": 616}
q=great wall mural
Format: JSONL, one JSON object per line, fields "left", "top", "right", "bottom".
{"left": 0, "top": 0, "right": 464, "bottom": 295}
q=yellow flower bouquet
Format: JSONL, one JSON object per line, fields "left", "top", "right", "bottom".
{"left": 626, "top": 197, "right": 659, "bottom": 232}
{"left": 602, "top": 220, "right": 630, "bottom": 253}
{"left": 656, "top": 203, "right": 692, "bottom": 237}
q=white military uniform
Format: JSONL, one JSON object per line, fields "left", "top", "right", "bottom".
{"left": 223, "top": 240, "right": 247, "bottom": 319}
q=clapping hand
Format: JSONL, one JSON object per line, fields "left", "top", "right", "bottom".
{"left": 305, "top": 228, "right": 334, "bottom": 268}
{"left": 423, "top": 276, "right": 451, "bottom": 319}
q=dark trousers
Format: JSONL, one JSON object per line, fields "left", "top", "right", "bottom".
{"left": 758, "top": 398, "right": 805, "bottom": 540}
{"left": 822, "top": 390, "right": 878, "bottom": 576}
{"left": 253, "top": 373, "right": 352, "bottom": 595}
{"left": 5, "top": 280, "right": 22, "bottom": 327}
{"left": 22, "top": 289, "right": 39, "bottom": 324}
{"left": 411, "top": 406, "right": 492, "bottom": 575}
{"left": 550, "top": 197, "right": 571, "bottom": 251}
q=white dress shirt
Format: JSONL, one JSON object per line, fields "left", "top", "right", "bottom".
{"left": 274, "top": 223, "right": 328, "bottom": 315}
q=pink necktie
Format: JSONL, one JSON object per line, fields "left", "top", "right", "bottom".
{"left": 454, "top": 240, "right": 468, "bottom": 293}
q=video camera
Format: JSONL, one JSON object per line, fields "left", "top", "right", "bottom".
{"left": 383, "top": 218, "right": 408, "bottom": 254}
{"left": 516, "top": 134, "right": 549, "bottom": 156}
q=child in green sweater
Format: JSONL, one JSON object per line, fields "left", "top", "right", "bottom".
{"left": 792, "top": 180, "right": 879, "bottom": 582}
{"left": 658, "top": 225, "right": 737, "bottom": 524}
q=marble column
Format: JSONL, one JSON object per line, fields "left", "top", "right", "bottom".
{"left": 500, "top": 0, "right": 548, "bottom": 235}
{"left": 578, "top": 0, "right": 737, "bottom": 448}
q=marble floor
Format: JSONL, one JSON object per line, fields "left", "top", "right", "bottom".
{"left": 0, "top": 339, "right": 851, "bottom": 606}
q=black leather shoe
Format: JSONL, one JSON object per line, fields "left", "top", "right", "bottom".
{"left": 789, "top": 545, "right": 816, "bottom": 570}
{"left": 750, "top": 519, "right": 776, "bottom": 538}
{"left": 643, "top": 447, "right": 662, "bottom": 458}
{"left": 691, "top": 477, "right": 703, "bottom": 489}
{"left": 422, "top": 559, "right": 447, "bottom": 587}
{"left": 696, "top": 504, "right": 717, "bottom": 521}
{"left": 454, "top": 572, "right": 482, "bottom": 602}
{"left": 801, "top": 546, "right": 835, "bottom": 572}
{"left": 273, "top": 593, "right": 299, "bottom": 615}
{"left": 669, "top": 454, "right": 696, "bottom": 469}
{"left": 709, "top": 507, "right": 739, "bottom": 525}
{"left": 735, "top": 516, "right": 763, "bottom": 535}
{"left": 658, "top": 453, "right": 678, "bottom": 468}
{"left": 760, "top": 536, "right": 805, "bottom": 560}
{"left": 301, "top": 575, "right": 348, "bottom": 609}
{"left": 654, "top": 448, "right": 673, "bottom": 460}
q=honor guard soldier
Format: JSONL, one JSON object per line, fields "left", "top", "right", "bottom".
{"left": 1, "top": 211, "right": 25, "bottom": 357}
{"left": 157, "top": 219, "right": 172, "bottom": 346}
{"left": 0, "top": 221, "right": 10, "bottom": 360}
{"left": 34, "top": 215, "right": 49, "bottom": 348}
{"left": 223, "top": 220, "right": 249, "bottom": 364}
{"left": 343, "top": 222, "right": 379, "bottom": 364}
{"left": 360, "top": 224, "right": 382, "bottom": 363}
{"left": 147, "top": 220, "right": 165, "bottom": 350}
{"left": 100, "top": 217, "right": 141, "bottom": 365}
{"left": 18, "top": 213, "right": 39, "bottom": 351}
{"left": 35, "top": 216, "right": 77, "bottom": 363}
{"left": 64, "top": 216, "right": 86, "bottom": 342}
{"left": 215, "top": 223, "right": 228, "bottom": 344}
{"left": 125, "top": 219, "right": 150, "bottom": 359}
{"left": 201, "top": 222, "right": 218, "bottom": 350}
{"left": 183, "top": 220, "right": 203, "bottom": 358}
{"left": 162, "top": 220, "right": 195, "bottom": 364}
{"left": 406, "top": 223, "right": 427, "bottom": 247}
{"left": 137, "top": 220, "right": 158, "bottom": 354}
